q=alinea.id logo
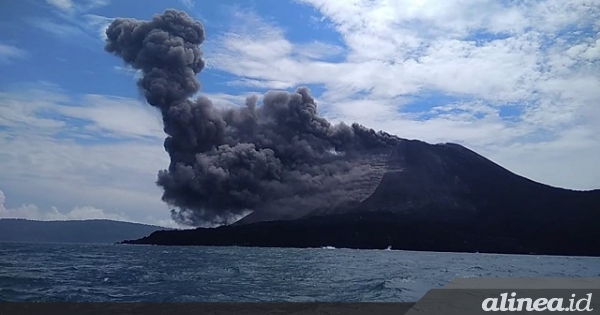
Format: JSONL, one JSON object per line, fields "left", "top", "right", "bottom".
{"left": 482, "top": 293, "right": 593, "bottom": 312}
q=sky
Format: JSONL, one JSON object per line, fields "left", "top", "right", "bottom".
{"left": 0, "top": 0, "right": 599, "bottom": 228}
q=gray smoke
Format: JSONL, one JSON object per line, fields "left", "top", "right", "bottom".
{"left": 105, "top": 9, "right": 400, "bottom": 226}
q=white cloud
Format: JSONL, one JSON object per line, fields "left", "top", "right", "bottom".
{"left": 45, "top": 0, "right": 74, "bottom": 12}
{"left": 0, "top": 87, "right": 164, "bottom": 139}
{"left": 45, "top": 0, "right": 109, "bottom": 13}
{"left": 198, "top": 92, "right": 256, "bottom": 109}
{"left": 206, "top": 10, "right": 346, "bottom": 89}
{"left": 82, "top": 14, "right": 114, "bottom": 41}
{"left": 113, "top": 65, "right": 142, "bottom": 78}
{"left": 35, "top": 1, "right": 113, "bottom": 46}
{"left": 295, "top": 41, "right": 346, "bottom": 60}
{"left": 179, "top": 0, "right": 195, "bottom": 9}
{"left": 0, "top": 84, "right": 171, "bottom": 224}
{"left": 0, "top": 132, "right": 170, "bottom": 215}
{"left": 57, "top": 94, "right": 165, "bottom": 139}
{"left": 0, "top": 44, "right": 28, "bottom": 64}
{"left": 0, "top": 188, "right": 128, "bottom": 221}
{"left": 0, "top": 188, "right": 188, "bottom": 228}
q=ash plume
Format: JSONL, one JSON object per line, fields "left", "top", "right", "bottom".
{"left": 104, "top": 9, "right": 401, "bottom": 226}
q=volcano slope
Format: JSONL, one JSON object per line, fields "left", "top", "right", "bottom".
{"left": 123, "top": 139, "right": 600, "bottom": 256}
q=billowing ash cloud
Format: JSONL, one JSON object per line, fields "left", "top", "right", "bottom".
{"left": 105, "top": 9, "right": 400, "bottom": 226}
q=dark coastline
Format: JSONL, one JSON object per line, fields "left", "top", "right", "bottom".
{"left": 121, "top": 211, "right": 600, "bottom": 257}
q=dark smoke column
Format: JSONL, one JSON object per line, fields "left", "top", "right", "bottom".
{"left": 104, "top": 10, "right": 233, "bottom": 224}
{"left": 105, "top": 10, "right": 400, "bottom": 226}
{"left": 104, "top": 10, "right": 217, "bottom": 161}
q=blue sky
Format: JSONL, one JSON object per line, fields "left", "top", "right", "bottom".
{"left": 1, "top": 0, "right": 599, "bottom": 227}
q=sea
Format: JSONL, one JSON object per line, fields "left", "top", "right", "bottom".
{"left": 1, "top": 243, "right": 598, "bottom": 302}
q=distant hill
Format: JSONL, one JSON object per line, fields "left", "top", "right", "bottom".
{"left": 124, "top": 139, "right": 600, "bottom": 256}
{"left": 0, "top": 219, "right": 169, "bottom": 244}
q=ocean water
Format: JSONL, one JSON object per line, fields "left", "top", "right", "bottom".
{"left": 1, "top": 243, "right": 598, "bottom": 302}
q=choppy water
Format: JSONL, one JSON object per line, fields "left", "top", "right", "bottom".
{"left": 1, "top": 243, "right": 598, "bottom": 302}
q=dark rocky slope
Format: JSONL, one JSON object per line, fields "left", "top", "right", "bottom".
{"left": 123, "top": 140, "right": 600, "bottom": 256}
{"left": 313, "top": 140, "right": 600, "bottom": 223}
{"left": 123, "top": 210, "right": 600, "bottom": 256}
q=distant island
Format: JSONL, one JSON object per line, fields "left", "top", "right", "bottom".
{"left": 0, "top": 219, "right": 168, "bottom": 244}
{"left": 122, "top": 140, "right": 600, "bottom": 257}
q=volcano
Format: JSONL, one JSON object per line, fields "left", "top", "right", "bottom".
{"left": 123, "top": 139, "right": 600, "bottom": 256}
